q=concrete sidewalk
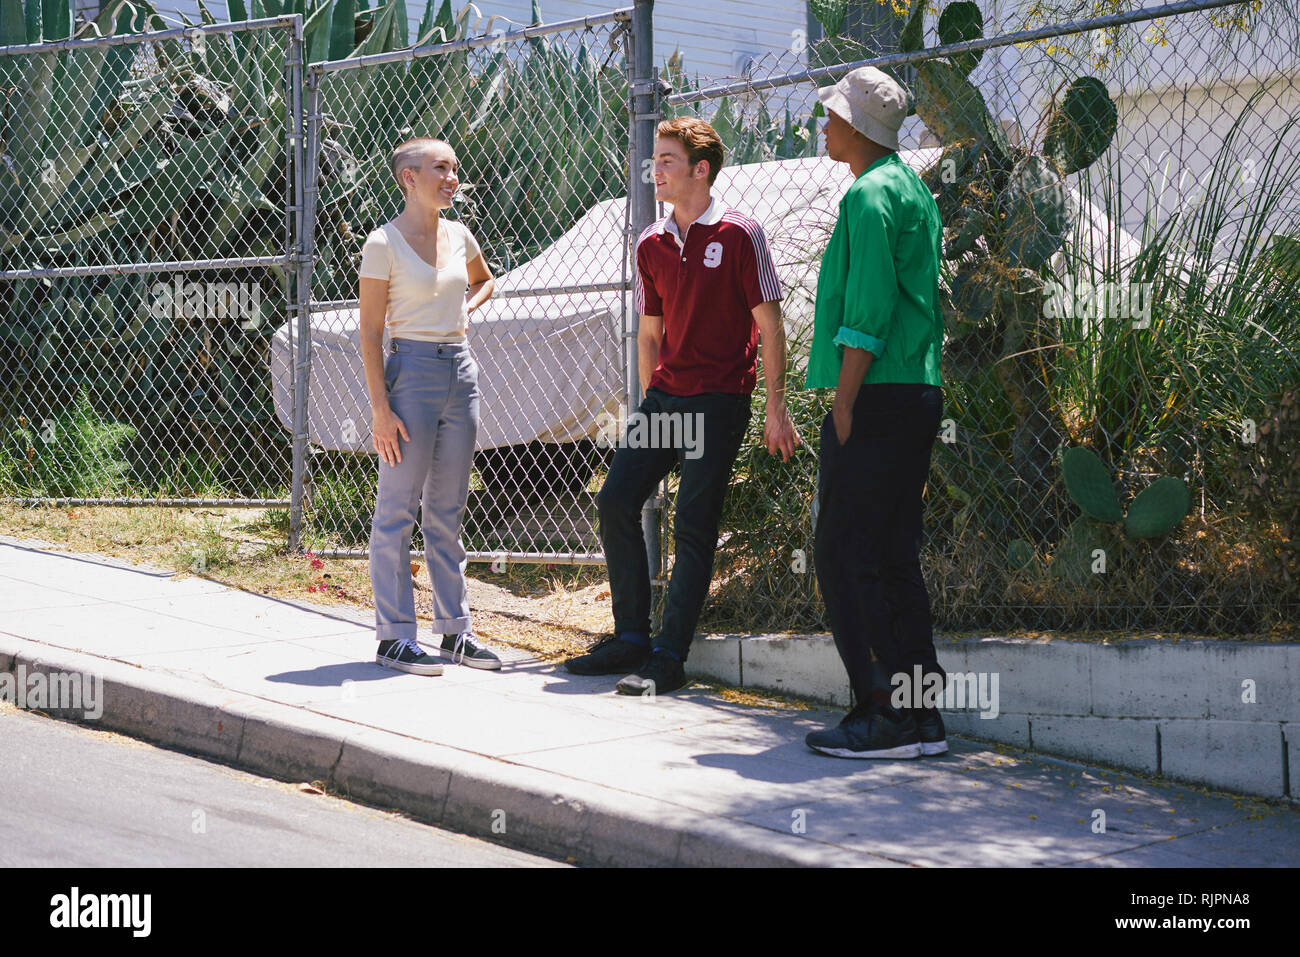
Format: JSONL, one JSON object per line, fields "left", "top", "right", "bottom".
{"left": 2, "top": 534, "right": 1297, "bottom": 867}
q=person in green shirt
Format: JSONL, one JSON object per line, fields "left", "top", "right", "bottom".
{"left": 803, "top": 66, "right": 949, "bottom": 760}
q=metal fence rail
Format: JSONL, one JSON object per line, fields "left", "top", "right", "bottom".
{"left": 0, "top": 10, "right": 304, "bottom": 512}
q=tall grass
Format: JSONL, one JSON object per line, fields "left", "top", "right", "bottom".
{"left": 0, "top": 392, "right": 137, "bottom": 498}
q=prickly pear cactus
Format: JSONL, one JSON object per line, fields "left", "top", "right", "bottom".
{"left": 1007, "top": 538, "right": 1037, "bottom": 570}
{"left": 1061, "top": 447, "right": 1123, "bottom": 522}
{"left": 1051, "top": 516, "right": 1115, "bottom": 586}
{"left": 1044, "top": 76, "right": 1119, "bottom": 176}
{"left": 1058, "top": 447, "right": 1191, "bottom": 559}
{"left": 937, "top": 1, "right": 984, "bottom": 76}
{"left": 998, "top": 154, "right": 1074, "bottom": 270}
{"left": 896, "top": 0, "right": 1118, "bottom": 535}
{"left": 1125, "top": 476, "right": 1191, "bottom": 539}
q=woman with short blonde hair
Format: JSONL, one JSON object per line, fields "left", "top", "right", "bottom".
{"left": 358, "top": 136, "right": 499, "bottom": 674}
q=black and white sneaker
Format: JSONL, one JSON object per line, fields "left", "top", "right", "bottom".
{"left": 805, "top": 704, "right": 923, "bottom": 759}
{"left": 913, "top": 706, "right": 949, "bottom": 756}
{"left": 440, "top": 632, "right": 502, "bottom": 670}
{"left": 376, "top": 637, "right": 444, "bottom": 676}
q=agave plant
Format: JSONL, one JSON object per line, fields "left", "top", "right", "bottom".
{"left": 307, "top": 0, "right": 633, "bottom": 295}
{"left": 0, "top": 0, "right": 633, "bottom": 497}
{"left": 659, "top": 51, "right": 819, "bottom": 167}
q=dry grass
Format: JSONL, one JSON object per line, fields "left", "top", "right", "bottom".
{"left": 5, "top": 501, "right": 1292, "bottom": 676}
{"left": 0, "top": 503, "right": 821, "bottom": 714}
{"left": 0, "top": 502, "right": 617, "bottom": 660}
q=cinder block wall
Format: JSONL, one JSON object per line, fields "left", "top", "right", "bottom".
{"left": 688, "top": 634, "right": 1298, "bottom": 801}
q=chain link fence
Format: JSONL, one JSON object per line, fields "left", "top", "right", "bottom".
{"left": 0, "top": 4, "right": 304, "bottom": 510}
{"left": 296, "top": 5, "right": 637, "bottom": 564}
{"left": 5, "top": 0, "right": 1296, "bottom": 639}
{"left": 658, "top": 0, "right": 1300, "bottom": 635}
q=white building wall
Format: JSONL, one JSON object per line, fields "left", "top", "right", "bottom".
{"left": 137, "top": 0, "right": 804, "bottom": 80}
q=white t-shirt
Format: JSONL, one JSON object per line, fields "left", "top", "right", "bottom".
{"left": 358, "top": 219, "right": 482, "bottom": 342}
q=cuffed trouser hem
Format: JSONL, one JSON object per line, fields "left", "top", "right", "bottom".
{"left": 428, "top": 616, "right": 470, "bottom": 634}
{"left": 375, "top": 622, "right": 418, "bottom": 641}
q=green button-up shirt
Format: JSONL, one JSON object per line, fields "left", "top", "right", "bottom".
{"left": 805, "top": 153, "right": 944, "bottom": 389}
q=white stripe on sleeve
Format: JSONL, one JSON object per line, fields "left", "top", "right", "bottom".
{"left": 723, "top": 211, "right": 782, "bottom": 303}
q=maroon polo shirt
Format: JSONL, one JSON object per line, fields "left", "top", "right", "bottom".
{"left": 634, "top": 198, "right": 782, "bottom": 396}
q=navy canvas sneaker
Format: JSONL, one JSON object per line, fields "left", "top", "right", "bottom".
{"left": 375, "top": 637, "right": 444, "bottom": 676}
{"left": 438, "top": 632, "right": 502, "bottom": 670}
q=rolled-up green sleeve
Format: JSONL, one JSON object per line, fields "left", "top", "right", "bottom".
{"left": 836, "top": 189, "right": 896, "bottom": 358}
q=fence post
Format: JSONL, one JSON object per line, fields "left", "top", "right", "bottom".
{"left": 629, "top": 0, "right": 662, "bottom": 597}
{"left": 289, "top": 67, "right": 321, "bottom": 553}
{"left": 285, "top": 16, "right": 306, "bottom": 552}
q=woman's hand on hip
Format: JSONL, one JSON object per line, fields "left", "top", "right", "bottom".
{"left": 372, "top": 407, "right": 411, "bottom": 466}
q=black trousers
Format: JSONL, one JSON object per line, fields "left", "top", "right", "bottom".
{"left": 814, "top": 382, "right": 945, "bottom": 705}
{"left": 596, "top": 387, "right": 751, "bottom": 661}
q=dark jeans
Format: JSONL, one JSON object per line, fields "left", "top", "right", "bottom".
{"left": 597, "top": 387, "right": 751, "bottom": 660}
{"left": 814, "top": 383, "right": 945, "bottom": 706}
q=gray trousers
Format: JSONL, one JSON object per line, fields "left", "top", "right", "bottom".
{"left": 369, "top": 338, "right": 480, "bottom": 640}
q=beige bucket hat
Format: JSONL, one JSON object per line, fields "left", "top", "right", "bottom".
{"left": 817, "top": 65, "right": 908, "bottom": 151}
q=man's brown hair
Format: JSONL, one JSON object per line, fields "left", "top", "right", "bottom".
{"left": 656, "top": 117, "right": 724, "bottom": 185}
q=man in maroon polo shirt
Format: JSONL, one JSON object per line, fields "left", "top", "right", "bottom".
{"left": 564, "top": 117, "right": 801, "bottom": 695}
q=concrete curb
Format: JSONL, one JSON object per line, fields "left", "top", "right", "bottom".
{"left": 686, "top": 633, "right": 1299, "bottom": 802}
{"left": 0, "top": 637, "right": 879, "bottom": 867}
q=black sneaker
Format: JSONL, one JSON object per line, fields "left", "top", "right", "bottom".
{"left": 563, "top": 633, "right": 650, "bottom": 676}
{"left": 376, "top": 637, "right": 444, "bottom": 676}
{"left": 805, "top": 704, "right": 922, "bottom": 759}
{"left": 615, "top": 649, "right": 687, "bottom": 696}
{"left": 439, "top": 632, "right": 501, "bottom": 670}
{"left": 912, "top": 705, "right": 948, "bottom": 756}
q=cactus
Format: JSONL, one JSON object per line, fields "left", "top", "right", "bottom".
{"left": 1051, "top": 516, "right": 1115, "bottom": 586}
{"left": 1007, "top": 538, "right": 1036, "bottom": 570}
{"left": 1058, "top": 447, "right": 1190, "bottom": 568}
{"left": 949, "top": 261, "right": 995, "bottom": 325}
{"left": 944, "top": 205, "right": 987, "bottom": 259}
{"left": 997, "top": 154, "right": 1074, "bottom": 270}
{"left": 1044, "top": 76, "right": 1119, "bottom": 176}
{"left": 901, "top": 2, "right": 1117, "bottom": 532}
{"left": 810, "top": 0, "right": 849, "bottom": 37}
{"left": 1061, "top": 447, "right": 1123, "bottom": 521}
{"left": 915, "top": 59, "right": 1009, "bottom": 159}
{"left": 921, "top": 139, "right": 979, "bottom": 196}
{"left": 1125, "top": 476, "right": 1191, "bottom": 539}
{"left": 899, "top": 0, "right": 926, "bottom": 53}
{"left": 937, "top": 1, "right": 984, "bottom": 77}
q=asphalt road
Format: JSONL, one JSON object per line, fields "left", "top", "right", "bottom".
{"left": 0, "top": 705, "right": 568, "bottom": 868}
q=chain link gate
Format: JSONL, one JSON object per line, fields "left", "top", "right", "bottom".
{"left": 296, "top": 5, "right": 644, "bottom": 568}
{"left": 655, "top": 0, "right": 1299, "bottom": 636}
{"left": 0, "top": 8, "right": 306, "bottom": 522}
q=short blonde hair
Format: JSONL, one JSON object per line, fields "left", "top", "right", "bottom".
{"left": 391, "top": 137, "right": 453, "bottom": 197}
